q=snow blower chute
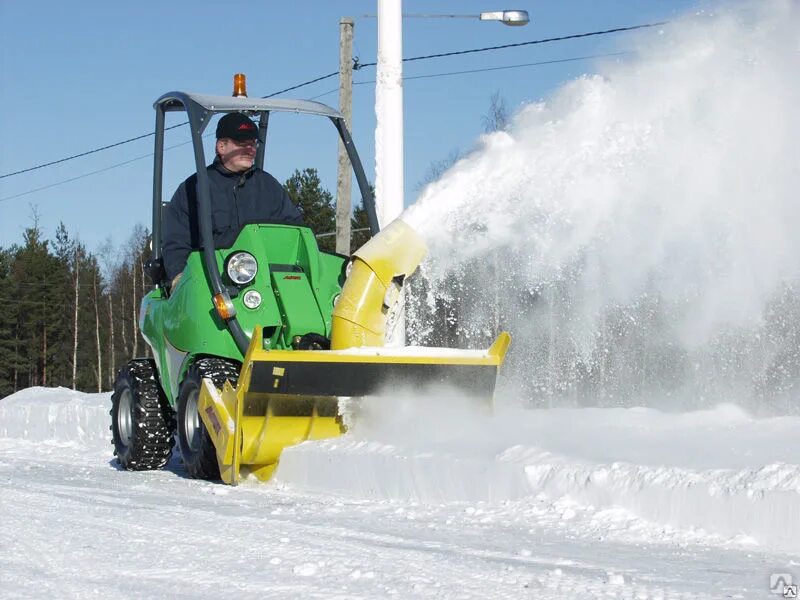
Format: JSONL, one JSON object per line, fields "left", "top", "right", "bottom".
{"left": 110, "top": 76, "right": 510, "bottom": 484}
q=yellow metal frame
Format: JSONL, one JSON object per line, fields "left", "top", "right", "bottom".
{"left": 199, "top": 325, "right": 345, "bottom": 484}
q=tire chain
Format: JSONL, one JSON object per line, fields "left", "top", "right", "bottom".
{"left": 110, "top": 359, "right": 176, "bottom": 470}
{"left": 178, "top": 357, "right": 241, "bottom": 479}
{"left": 194, "top": 357, "right": 241, "bottom": 388}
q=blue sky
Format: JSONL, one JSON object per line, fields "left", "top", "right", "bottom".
{"left": 0, "top": 0, "right": 699, "bottom": 251}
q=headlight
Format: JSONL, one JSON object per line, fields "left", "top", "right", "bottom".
{"left": 226, "top": 252, "right": 258, "bottom": 285}
{"left": 243, "top": 290, "right": 262, "bottom": 309}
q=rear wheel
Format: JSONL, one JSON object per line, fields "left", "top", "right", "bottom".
{"left": 176, "top": 358, "right": 240, "bottom": 480}
{"left": 110, "top": 359, "right": 175, "bottom": 470}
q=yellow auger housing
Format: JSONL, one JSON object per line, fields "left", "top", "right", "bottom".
{"left": 330, "top": 219, "right": 428, "bottom": 348}
{"left": 198, "top": 219, "right": 511, "bottom": 484}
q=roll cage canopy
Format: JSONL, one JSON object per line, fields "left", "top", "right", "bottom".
{"left": 155, "top": 92, "right": 344, "bottom": 118}
{"left": 151, "top": 91, "right": 379, "bottom": 355}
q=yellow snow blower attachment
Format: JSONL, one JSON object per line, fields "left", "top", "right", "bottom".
{"left": 110, "top": 84, "right": 511, "bottom": 484}
{"left": 197, "top": 219, "right": 511, "bottom": 484}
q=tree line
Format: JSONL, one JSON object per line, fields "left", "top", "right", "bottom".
{"left": 0, "top": 167, "right": 370, "bottom": 398}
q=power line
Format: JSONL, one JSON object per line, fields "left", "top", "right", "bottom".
{"left": 0, "top": 140, "right": 194, "bottom": 203}
{"left": 353, "top": 21, "right": 664, "bottom": 69}
{"left": 0, "top": 50, "right": 634, "bottom": 203}
{"left": 0, "top": 20, "right": 666, "bottom": 182}
{"left": 264, "top": 71, "right": 338, "bottom": 97}
{"left": 0, "top": 154, "right": 154, "bottom": 203}
{"left": 402, "top": 51, "right": 631, "bottom": 80}
{"left": 309, "top": 50, "right": 632, "bottom": 100}
{"left": 0, "top": 140, "right": 192, "bottom": 202}
{"left": 0, "top": 123, "right": 187, "bottom": 181}
{"left": 0, "top": 72, "right": 340, "bottom": 181}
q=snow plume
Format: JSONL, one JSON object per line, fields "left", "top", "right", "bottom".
{"left": 403, "top": 1, "right": 800, "bottom": 413}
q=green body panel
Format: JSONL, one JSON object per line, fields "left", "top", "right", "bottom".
{"left": 271, "top": 272, "right": 326, "bottom": 343}
{"left": 140, "top": 224, "right": 347, "bottom": 407}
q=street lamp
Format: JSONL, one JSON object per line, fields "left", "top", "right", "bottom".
{"left": 480, "top": 10, "right": 530, "bottom": 25}
{"left": 398, "top": 11, "right": 531, "bottom": 26}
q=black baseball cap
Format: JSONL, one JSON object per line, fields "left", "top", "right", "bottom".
{"left": 216, "top": 113, "right": 258, "bottom": 141}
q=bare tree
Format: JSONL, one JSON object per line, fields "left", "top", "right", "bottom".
{"left": 416, "top": 148, "right": 463, "bottom": 191}
{"left": 97, "top": 239, "right": 118, "bottom": 388}
{"left": 482, "top": 91, "right": 509, "bottom": 133}
{"left": 72, "top": 244, "right": 80, "bottom": 390}
{"left": 120, "top": 291, "right": 128, "bottom": 356}
{"left": 131, "top": 256, "right": 138, "bottom": 358}
{"left": 108, "top": 294, "right": 115, "bottom": 388}
{"left": 93, "top": 269, "right": 102, "bottom": 393}
{"left": 121, "top": 224, "right": 150, "bottom": 360}
{"left": 41, "top": 324, "right": 47, "bottom": 387}
{"left": 139, "top": 253, "right": 147, "bottom": 356}
{"left": 13, "top": 334, "right": 19, "bottom": 393}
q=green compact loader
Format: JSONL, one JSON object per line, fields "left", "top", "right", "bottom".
{"left": 110, "top": 80, "right": 510, "bottom": 484}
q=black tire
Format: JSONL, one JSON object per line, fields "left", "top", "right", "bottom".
{"left": 176, "top": 358, "right": 240, "bottom": 480}
{"left": 110, "top": 359, "right": 175, "bottom": 470}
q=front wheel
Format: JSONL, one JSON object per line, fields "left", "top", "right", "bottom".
{"left": 176, "top": 358, "right": 240, "bottom": 480}
{"left": 110, "top": 359, "right": 174, "bottom": 470}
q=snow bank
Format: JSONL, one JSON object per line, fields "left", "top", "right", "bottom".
{"left": 277, "top": 437, "right": 533, "bottom": 503}
{"left": 3, "top": 387, "right": 798, "bottom": 555}
{"left": 0, "top": 387, "right": 111, "bottom": 447}
{"left": 279, "top": 401, "right": 800, "bottom": 554}
{"left": 507, "top": 448, "right": 800, "bottom": 555}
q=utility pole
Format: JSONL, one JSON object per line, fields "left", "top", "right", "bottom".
{"left": 335, "top": 17, "right": 354, "bottom": 255}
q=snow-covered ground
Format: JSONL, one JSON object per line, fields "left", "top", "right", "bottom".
{"left": 1, "top": 387, "right": 798, "bottom": 599}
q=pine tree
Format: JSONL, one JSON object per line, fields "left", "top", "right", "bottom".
{"left": 284, "top": 168, "right": 336, "bottom": 253}
{"left": 350, "top": 199, "right": 372, "bottom": 253}
{"left": 49, "top": 223, "right": 75, "bottom": 387}
{"left": 0, "top": 248, "right": 18, "bottom": 397}
{"left": 10, "top": 221, "right": 67, "bottom": 389}
{"left": 70, "top": 242, "right": 84, "bottom": 390}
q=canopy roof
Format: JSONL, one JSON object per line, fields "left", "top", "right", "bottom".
{"left": 154, "top": 92, "right": 342, "bottom": 119}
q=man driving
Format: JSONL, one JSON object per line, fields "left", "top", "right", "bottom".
{"left": 162, "top": 112, "right": 304, "bottom": 286}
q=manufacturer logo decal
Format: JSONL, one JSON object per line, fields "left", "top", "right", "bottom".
{"left": 204, "top": 406, "right": 222, "bottom": 436}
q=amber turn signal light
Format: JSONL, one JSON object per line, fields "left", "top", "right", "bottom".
{"left": 213, "top": 292, "right": 237, "bottom": 320}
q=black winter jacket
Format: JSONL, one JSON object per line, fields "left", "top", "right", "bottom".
{"left": 162, "top": 160, "right": 304, "bottom": 279}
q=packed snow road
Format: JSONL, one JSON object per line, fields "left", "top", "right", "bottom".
{"left": 1, "top": 388, "right": 798, "bottom": 599}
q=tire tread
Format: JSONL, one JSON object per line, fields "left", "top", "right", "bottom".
{"left": 111, "top": 359, "right": 174, "bottom": 471}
